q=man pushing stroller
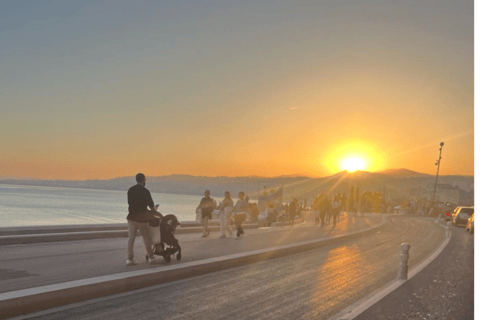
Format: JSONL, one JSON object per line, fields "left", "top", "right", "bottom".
{"left": 126, "top": 173, "right": 163, "bottom": 266}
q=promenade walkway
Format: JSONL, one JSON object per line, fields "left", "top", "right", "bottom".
{"left": 5, "top": 215, "right": 446, "bottom": 320}
{"left": 1, "top": 213, "right": 380, "bottom": 294}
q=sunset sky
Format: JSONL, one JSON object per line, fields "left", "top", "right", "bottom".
{"left": 1, "top": 0, "right": 474, "bottom": 180}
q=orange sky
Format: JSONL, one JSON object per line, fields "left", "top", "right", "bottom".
{"left": 0, "top": 1, "right": 474, "bottom": 180}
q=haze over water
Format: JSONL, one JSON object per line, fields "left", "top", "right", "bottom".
{"left": 0, "top": 184, "right": 204, "bottom": 227}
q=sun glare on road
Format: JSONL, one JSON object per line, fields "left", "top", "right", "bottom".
{"left": 341, "top": 157, "right": 366, "bottom": 172}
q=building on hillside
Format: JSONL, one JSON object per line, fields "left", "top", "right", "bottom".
{"left": 408, "top": 187, "right": 425, "bottom": 199}
{"left": 455, "top": 186, "right": 474, "bottom": 206}
{"left": 453, "top": 181, "right": 474, "bottom": 193}
{"left": 423, "top": 183, "right": 460, "bottom": 205}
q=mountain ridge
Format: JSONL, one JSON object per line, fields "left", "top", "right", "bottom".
{"left": 0, "top": 169, "right": 472, "bottom": 202}
{"left": 0, "top": 168, "right": 442, "bottom": 182}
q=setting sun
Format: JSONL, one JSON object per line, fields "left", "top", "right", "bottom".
{"left": 321, "top": 140, "right": 385, "bottom": 174}
{"left": 341, "top": 157, "right": 366, "bottom": 172}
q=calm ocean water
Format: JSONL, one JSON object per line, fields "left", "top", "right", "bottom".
{"left": 0, "top": 184, "right": 207, "bottom": 227}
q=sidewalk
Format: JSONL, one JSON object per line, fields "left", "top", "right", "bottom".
{"left": 1, "top": 213, "right": 382, "bottom": 294}
{"left": 3, "top": 215, "right": 446, "bottom": 320}
{"left": 354, "top": 222, "right": 474, "bottom": 320}
{"left": 0, "top": 213, "right": 389, "bottom": 319}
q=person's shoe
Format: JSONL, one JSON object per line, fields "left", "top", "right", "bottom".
{"left": 219, "top": 235, "right": 226, "bottom": 238}
{"left": 201, "top": 233, "right": 207, "bottom": 238}
{"left": 126, "top": 259, "right": 137, "bottom": 266}
{"left": 148, "top": 256, "right": 156, "bottom": 264}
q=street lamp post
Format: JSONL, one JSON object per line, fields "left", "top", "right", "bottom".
{"left": 431, "top": 142, "right": 444, "bottom": 210}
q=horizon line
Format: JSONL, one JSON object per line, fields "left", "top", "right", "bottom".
{"left": 0, "top": 168, "right": 474, "bottom": 182}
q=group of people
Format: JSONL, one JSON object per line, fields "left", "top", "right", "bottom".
{"left": 312, "top": 194, "right": 343, "bottom": 227}
{"left": 125, "top": 174, "right": 252, "bottom": 265}
{"left": 261, "top": 197, "right": 304, "bottom": 226}
{"left": 125, "top": 173, "right": 327, "bottom": 266}
{"left": 196, "top": 190, "right": 249, "bottom": 239}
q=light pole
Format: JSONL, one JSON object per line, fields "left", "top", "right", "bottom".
{"left": 431, "top": 142, "right": 444, "bottom": 210}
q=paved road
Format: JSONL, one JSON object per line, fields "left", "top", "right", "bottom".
{"left": 19, "top": 216, "right": 444, "bottom": 320}
{"left": 355, "top": 223, "right": 474, "bottom": 320}
{"left": 1, "top": 213, "right": 381, "bottom": 293}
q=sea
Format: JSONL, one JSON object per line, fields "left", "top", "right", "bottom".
{"left": 0, "top": 184, "right": 207, "bottom": 227}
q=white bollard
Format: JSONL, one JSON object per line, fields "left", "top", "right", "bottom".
{"left": 437, "top": 214, "right": 442, "bottom": 223}
{"left": 397, "top": 242, "right": 410, "bottom": 280}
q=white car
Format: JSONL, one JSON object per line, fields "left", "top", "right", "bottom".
{"left": 452, "top": 206, "right": 474, "bottom": 227}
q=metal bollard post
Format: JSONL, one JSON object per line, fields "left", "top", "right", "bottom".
{"left": 437, "top": 214, "right": 441, "bottom": 223}
{"left": 397, "top": 242, "right": 410, "bottom": 280}
{"left": 446, "top": 221, "right": 452, "bottom": 237}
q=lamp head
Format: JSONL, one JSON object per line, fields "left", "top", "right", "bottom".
{"left": 440, "top": 142, "right": 444, "bottom": 147}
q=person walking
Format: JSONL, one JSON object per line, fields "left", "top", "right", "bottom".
{"left": 313, "top": 196, "right": 321, "bottom": 225}
{"left": 232, "top": 191, "right": 248, "bottom": 239}
{"left": 126, "top": 173, "right": 163, "bottom": 266}
{"left": 332, "top": 195, "right": 341, "bottom": 227}
{"left": 289, "top": 197, "right": 298, "bottom": 226}
{"left": 321, "top": 195, "right": 330, "bottom": 227}
{"left": 325, "top": 206, "right": 330, "bottom": 224}
{"left": 218, "top": 191, "right": 234, "bottom": 238}
{"left": 196, "top": 190, "right": 215, "bottom": 237}
{"left": 314, "top": 210, "right": 320, "bottom": 225}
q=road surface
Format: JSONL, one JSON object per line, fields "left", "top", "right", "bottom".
{"left": 19, "top": 216, "right": 444, "bottom": 320}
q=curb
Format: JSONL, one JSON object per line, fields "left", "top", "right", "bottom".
{"left": 0, "top": 224, "right": 128, "bottom": 236}
{"left": 0, "top": 218, "right": 278, "bottom": 236}
{"left": 0, "top": 219, "right": 387, "bottom": 319}
{"left": 0, "top": 223, "right": 259, "bottom": 246}
{"left": 0, "top": 218, "right": 306, "bottom": 246}
{"left": 327, "top": 220, "right": 451, "bottom": 320}
{"left": 259, "top": 218, "right": 305, "bottom": 228}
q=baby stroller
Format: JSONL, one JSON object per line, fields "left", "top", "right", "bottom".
{"left": 148, "top": 214, "right": 182, "bottom": 263}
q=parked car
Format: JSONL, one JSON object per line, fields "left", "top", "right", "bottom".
{"left": 451, "top": 206, "right": 474, "bottom": 227}
{"left": 466, "top": 213, "right": 474, "bottom": 234}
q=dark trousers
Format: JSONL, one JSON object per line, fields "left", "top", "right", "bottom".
{"left": 320, "top": 212, "right": 326, "bottom": 226}
{"left": 332, "top": 212, "right": 339, "bottom": 226}
{"left": 234, "top": 213, "right": 247, "bottom": 236}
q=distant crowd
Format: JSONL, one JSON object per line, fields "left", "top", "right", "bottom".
{"left": 124, "top": 172, "right": 454, "bottom": 266}
{"left": 196, "top": 191, "right": 312, "bottom": 239}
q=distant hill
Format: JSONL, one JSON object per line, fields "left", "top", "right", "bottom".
{"left": 0, "top": 169, "right": 473, "bottom": 202}
{"left": 377, "top": 168, "right": 430, "bottom": 178}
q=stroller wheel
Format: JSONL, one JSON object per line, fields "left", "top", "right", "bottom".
{"left": 176, "top": 252, "right": 181, "bottom": 260}
{"left": 164, "top": 255, "right": 171, "bottom": 263}
{"left": 145, "top": 254, "right": 149, "bottom": 262}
